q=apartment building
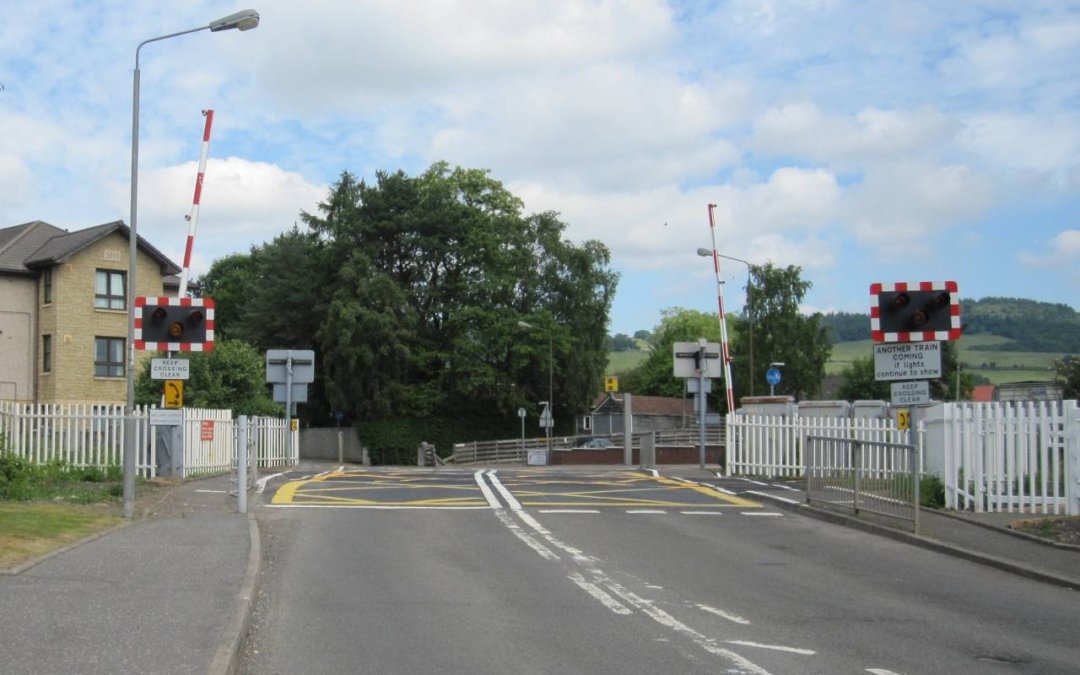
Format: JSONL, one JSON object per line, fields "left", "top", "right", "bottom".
{"left": 0, "top": 220, "right": 180, "bottom": 403}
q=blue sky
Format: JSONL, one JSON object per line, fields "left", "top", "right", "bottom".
{"left": 2, "top": 1, "right": 1078, "bottom": 336}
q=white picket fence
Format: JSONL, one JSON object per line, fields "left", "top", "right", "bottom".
{"left": 727, "top": 413, "right": 917, "bottom": 478}
{"left": 934, "top": 400, "right": 1079, "bottom": 515}
{"left": 0, "top": 401, "right": 298, "bottom": 479}
{"left": 727, "top": 401, "right": 1080, "bottom": 516}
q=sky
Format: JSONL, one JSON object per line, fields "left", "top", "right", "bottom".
{"left": 1, "top": 0, "right": 1078, "bottom": 337}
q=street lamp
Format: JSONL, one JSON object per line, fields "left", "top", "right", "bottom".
{"left": 123, "top": 10, "right": 260, "bottom": 518}
{"left": 697, "top": 247, "right": 754, "bottom": 396}
{"left": 517, "top": 320, "right": 553, "bottom": 463}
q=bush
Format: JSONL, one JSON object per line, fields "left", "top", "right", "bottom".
{"left": 920, "top": 474, "right": 946, "bottom": 509}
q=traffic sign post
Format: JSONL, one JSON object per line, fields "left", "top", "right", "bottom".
{"left": 766, "top": 367, "right": 782, "bottom": 396}
{"left": 266, "top": 349, "right": 316, "bottom": 464}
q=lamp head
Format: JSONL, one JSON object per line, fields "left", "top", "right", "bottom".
{"left": 696, "top": 248, "right": 711, "bottom": 257}
{"left": 210, "top": 9, "right": 260, "bottom": 32}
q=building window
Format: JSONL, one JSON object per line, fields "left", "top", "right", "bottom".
{"left": 95, "top": 269, "right": 126, "bottom": 310}
{"left": 43, "top": 268, "right": 53, "bottom": 304}
{"left": 43, "top": 334, "right": 52, "bottom": 373}
{"left": 94, "top": 337, "right": 125, "bottom": 378}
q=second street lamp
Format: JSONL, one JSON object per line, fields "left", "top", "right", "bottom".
{"left": 697, "top": 248, "right": 754, "bottom": 396}
{"left": 123, "top": 9, "right": 260, "bottom": 518}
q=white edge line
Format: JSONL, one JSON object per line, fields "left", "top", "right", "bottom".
{"left": 625, "top": 509, "right": 667, "bottom": 514}
{"left": 256, "top": 472, "right": 284, "bottom": 494}
{"left": 680, "top": 511, "right": 723, "bottom": 515}
{"left": 727, "top": 640, "right": 815, "bottom": 656}
{"left": 734, "top": 477, "right": 770, "bottom": 486}
{"left": 195, "top": 489, "right": 227, "bottom": 494}
{"left": 474, "top": 470, "right": 502, "bottom": 509}
{"left": 644, "top": 468, "right": 659, "bottom": 477}
{"left": 741, "top": 512, "right": 783, "bottom": 517}
{"left": 745, "top": 490, "right": 801, "bottom": 505}
{"left": 866, "top": 669, "right": 902, "bottom": 675}
{"left": 704, "top": 482, "right": 739, "bottom": 495}
{"left": 770, "top": 483, "right": 800, "bottom": 492}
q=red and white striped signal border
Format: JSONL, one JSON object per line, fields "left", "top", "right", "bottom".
{"left": 869, "top": 281, "right": 960, "bottom": 343}
{"left": 134, "top": 296, "right": 215, "bottom": 352}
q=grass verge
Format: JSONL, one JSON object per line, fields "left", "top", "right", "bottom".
{"left": 0, "top": 503, "right": 122, "bottom": 570}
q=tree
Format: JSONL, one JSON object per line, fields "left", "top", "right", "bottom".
{"left": 744, "top": 263, "right": 831, "bottom": 400}
{"left": 836, "top": 356, "right": 889, "bottom": 400}
{"left": 624, "top": 308, "right": 724, "bottom": 401}
{"left": 609, "top": 333, "right": 637, "bottom": 352}
{"left": 1052, "top": 355, "right": 1079, "bottom": 399}
{"left": 135, "top": 340, "right": 280, "bottom": 415}
{"left": 302, "top": 164, "right": 617, "bottom": 431}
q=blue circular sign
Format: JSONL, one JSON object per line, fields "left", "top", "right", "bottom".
{"left": 766, "top": 368, "right": 782, "bottom": 386}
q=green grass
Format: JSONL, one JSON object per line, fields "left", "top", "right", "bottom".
{"left": 0, "top": 503, "right": 122, "bottom": 569}
{"left": 606, "top": 350, "right": 648, "bottom": 375}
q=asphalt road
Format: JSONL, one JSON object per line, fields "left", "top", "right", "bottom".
{"left": 240, "top": 468, "right": 1080, "bottom": 674}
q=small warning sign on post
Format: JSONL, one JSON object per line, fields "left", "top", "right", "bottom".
{"left": 605, "top": 376, "right": 619, "bottom": 392}
{"left": 163, "top": 380, "right": 184, "bottom": 409}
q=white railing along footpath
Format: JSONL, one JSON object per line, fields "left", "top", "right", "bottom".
{"left": 934, "top": 400, "right": 1078, "bottom": 516}
{"left": 0, "top": 401, "right": 297, "bottom": 479}
{"left": 727, "top": 413, "right": 917, "bottom": 479}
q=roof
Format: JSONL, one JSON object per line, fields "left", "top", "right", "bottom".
{"left": 591, "top": 393, "right": 706, "bottom": 416}
{"left": 971, "top": 385, "right": 996, "bottom": 402}
{"left": 0, "top": 220, "right": 180, "bottom": 276}
{"left": 0, "top": 221, "right": 67, "bottom": 275}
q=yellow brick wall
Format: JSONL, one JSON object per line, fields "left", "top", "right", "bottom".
{"left": 38, "top": 232, "right": 168, "bottom": 404}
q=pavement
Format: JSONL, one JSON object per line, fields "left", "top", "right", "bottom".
{"left": 0, "top": 463, "right": 1076, "bottom": 675}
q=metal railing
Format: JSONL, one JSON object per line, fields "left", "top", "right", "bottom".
{"left": 805, "top": 434, "right": 921, "bottom": 532}
{"left": 447, "top": 428, "right": 725, "bottom": 466}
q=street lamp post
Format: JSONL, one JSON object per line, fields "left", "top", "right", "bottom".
{"left": 697, "top": 248, "right": 754, "bottom": 396}
{"left": 123, "top": 10, "right": 260, "bottom": 518}
{"left": 517, "top": 320, "right": 553, "bottom": 463}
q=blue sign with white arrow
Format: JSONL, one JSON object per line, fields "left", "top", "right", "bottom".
{"left": 766, "top": 368, "right": 782, "bottom": 386}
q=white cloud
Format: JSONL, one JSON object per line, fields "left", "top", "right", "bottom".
{"left": 1020, "top": 230, "right": 1080, "bottom": 267}
{"left": 107, "top": 157, "right": 326, "bottom": 274}
{"left": 751, "top": 103, "right": 957, "bottom": 168}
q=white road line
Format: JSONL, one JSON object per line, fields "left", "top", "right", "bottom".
{"left": 745, "top": 490, "right": 801, "bottom": 505}
{"left": 195, "top": 489, "right": 226, "bottom": 494}
{"left": 603, "top": 580, "right": 773, "bottom": 675}
{"left": 538, "top": 509, "right": 600, "bottom": 514}
{"left": 625, "top": 509, "right": 667, "bottom": 514}
{"left": 866, "top": 669, "right": 903, "bottom": 675}
{"left": 485, "top": 470, "right": 523, "bottom": 510}
{"left": 741, "top": 512, "right": 783, "bottom": 517}
{"left": 697, "top": 604, "right": 751, "bottom": 625}
{"left": 704, "top": 482, "right": 739, "bottom": 495}
{"left": 734, "top": 477, "right": 770, "bottom": 486}
{"left": 644, "top": 469, "right": 660, "bottom": 477}
{"left": 256, "top": 472, "right": 284, "bottom": 494}
{"left": 728, "top": 640, "right": 816, "bottom": 655}
{"left": 567, "top": 572, "right": 633, "bottom": 615}
{"left": 474, "top": 470, "right": 502, "bottom": 509}
{"left": 769, "top": 483, "right": 801, "bottom": 492}
{"left": 493, "top": 507, "right": 560, "bottom": 561}
{"left": 680, "top": 511, "right": 723, "bottom": 515}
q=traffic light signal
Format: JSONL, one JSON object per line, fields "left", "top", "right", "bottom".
{"left": 135, "top": 297, "right": 215, "bottom": 351}
{"left": 870, "top": 282, "right": 960, "bottom": 342}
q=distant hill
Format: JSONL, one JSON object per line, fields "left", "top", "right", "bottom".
{"left": 822, "top": 297, "right": 1080, "bottom": 353}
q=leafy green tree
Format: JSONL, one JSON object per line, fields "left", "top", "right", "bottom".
{"left": 836, "top": 356, "right": 889, "bottom": 400}
{"left": 1052, "top": 355, "right": 1079, "bottom": 398}
{"left": 609, "top": 333, "right": 638, "bottom": 352}
{"left": 135, "top": 340, "right": 280, "bottom": 415}
{"left": 745, "top": 263, "right": 831, "bottom": 400}
{"left": 625, "top": 308, "right": 724, "bottom": 401}
{"left": 302, "top": 164, "right": 616, "bottom": 431}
